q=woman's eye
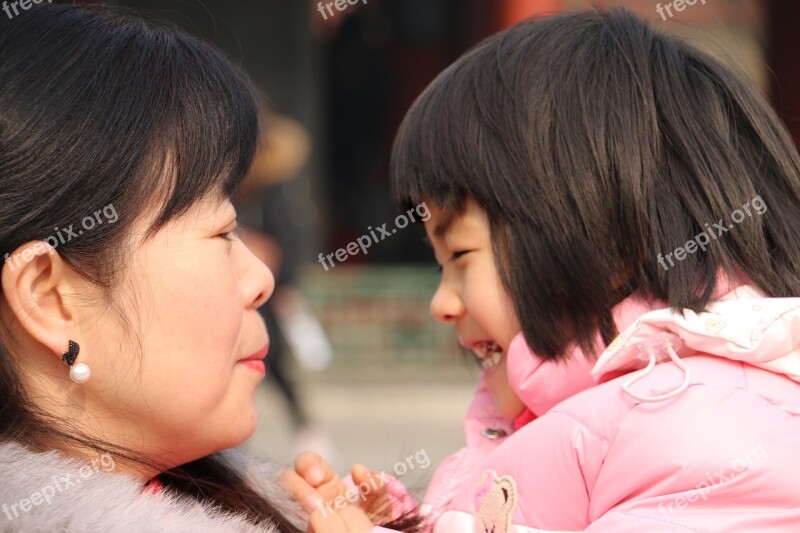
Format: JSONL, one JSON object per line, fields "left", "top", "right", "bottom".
{"left": 219, "top": 226, "right": 242, "bottom": 241}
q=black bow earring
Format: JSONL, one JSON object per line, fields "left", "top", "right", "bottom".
{"left": 61, "top": 340, "right": 90, "bottom": 383}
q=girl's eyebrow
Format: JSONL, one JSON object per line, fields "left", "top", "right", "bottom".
{"left": 433, "top": 211, "right": 456, "bottom": 237}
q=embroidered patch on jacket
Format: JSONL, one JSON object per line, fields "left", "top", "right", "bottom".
{"left": 473, "top": 469, "right": 518, "bottom": 533}
{"left": 705, "top": 317, "right": 726, "bottom": 334}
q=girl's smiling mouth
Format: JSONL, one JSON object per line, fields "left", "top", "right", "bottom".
{"left": 472, "top": 341, "right": 505, "bottom": 372}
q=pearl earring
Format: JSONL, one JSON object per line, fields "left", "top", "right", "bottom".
{"left": 61, "top": 340, "right": 90, "bottom": 384}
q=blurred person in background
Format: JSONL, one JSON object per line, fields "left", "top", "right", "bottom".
{"left": 238, "top": 111, "right": 337, "bottom": 463}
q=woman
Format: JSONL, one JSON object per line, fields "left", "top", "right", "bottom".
{"left": 0, "top": 4, "right": 417, "bottom": 532}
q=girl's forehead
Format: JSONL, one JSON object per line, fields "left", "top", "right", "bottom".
{"left": 427, "top": 200, "right": 488, "bottom": 237}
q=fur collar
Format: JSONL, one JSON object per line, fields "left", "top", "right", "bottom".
{"left": 0, "top": 440, "right": 306, "bottom": 532}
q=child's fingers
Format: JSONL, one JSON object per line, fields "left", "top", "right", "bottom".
{"left": 351, "top": 463, "right": 392, "bottom": 522}
{"left": 308, "top": 503, "right": 374, "bottom": 533}
{"left": 294, "top": 451, "right": 350, "bottom": 505}
{"left": 295, "top": 451, "right": 335, "bottom": 487}
{"left": 336, "top": 505, "right": 375, "bottom": 532}
{"left": 350, "top": 463, "right": 374, "bottom": 486}
{"left": 279, "top": 468, "right": 323, "bottom": 511}
{"left": 351, "top": 463, "right": 385, "bottom": 501}
{"left": 294, "top": 451, "right": 329, "bottom": 486}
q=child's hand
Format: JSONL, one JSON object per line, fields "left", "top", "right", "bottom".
{"left": 308, "top": 503, "right": 374, "bottom": 533}
{"left": 350, "top": 463, "right": 393, "bottom": 523}
{"left": 282, "top": 452, "right": 393, "bottom": 523}
{"left": 281, "top": 451, "right": 346, "bottom": 510}
{"left": 280, "top": 453, "right": 375, "bottom": 533}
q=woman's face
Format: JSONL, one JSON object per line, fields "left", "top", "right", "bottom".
{"left": 68, "top": 195, "right": 273, "bottom": 474}
{"left": 424, "top": 199, "right": 526, "bottom": 421}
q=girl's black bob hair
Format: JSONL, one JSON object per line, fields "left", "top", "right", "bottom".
{"left": 392, "top": 8, "right": 800, "bottom": 361}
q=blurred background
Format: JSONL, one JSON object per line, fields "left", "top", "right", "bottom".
{"left": 104, "top": 0, "right": 799, "bottom": 490}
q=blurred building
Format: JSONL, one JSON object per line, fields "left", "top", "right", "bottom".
{"left": 103, "top": 0, "right": 800, "bottom": 472}
{"left": 110, "top": 0, "right": 797, "bottom": 256}
{"left": 112, "top": 0, "right": 796, "bottom": 374}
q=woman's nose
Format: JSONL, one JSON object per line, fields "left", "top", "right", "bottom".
{"left": 239, "top": 241, "right": 275, "bottom": 309}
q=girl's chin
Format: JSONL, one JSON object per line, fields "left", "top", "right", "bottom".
{"left": 483, "top": 360, "right": 508, "bottom": 390}
{"left": 486, "top": 389, "right": 511, "bottom": 419}
{"left": 486, "top": 382, "right": 526, "bottom": 420}
{"left": 498, "top": 402, "right": 526, "bottom": 422}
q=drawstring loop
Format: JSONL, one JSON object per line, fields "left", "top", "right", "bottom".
{"left": 621, "top": 334, "right": 691, "bottom": 403}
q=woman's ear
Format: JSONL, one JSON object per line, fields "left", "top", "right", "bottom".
{"left": 1, "top": 241, "right": 84, "bottom": 357}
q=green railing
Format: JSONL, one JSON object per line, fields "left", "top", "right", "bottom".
{"left": 298, "top": 265, "right": 467, "bottom": 375}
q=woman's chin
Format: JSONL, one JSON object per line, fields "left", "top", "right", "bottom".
{"left": 231, "top": 408, "right": 259, "bottom": 444}
{"left": 208, "top": 404, "right": 260, "bottom": 451}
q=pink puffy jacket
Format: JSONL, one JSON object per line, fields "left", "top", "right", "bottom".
{"left": 426, "top": 282, "right": 800, "bottom": 532}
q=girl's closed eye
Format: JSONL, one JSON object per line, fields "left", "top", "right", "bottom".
{"left": 450, "top": 250, "right": 470, "bottom": 261}
{"left": 436, "top": 250, "right": 472, "bottom": 273}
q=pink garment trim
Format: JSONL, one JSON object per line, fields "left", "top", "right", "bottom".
{"left": 141, "top": 477, "right": 163, "bottom": 495}
{"left": 513, "top": 408, "right": 537, "bottom": 431}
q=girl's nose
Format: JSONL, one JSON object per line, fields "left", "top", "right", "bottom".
{"left": 430, "top": 281, "right": 465, "bottom": 323}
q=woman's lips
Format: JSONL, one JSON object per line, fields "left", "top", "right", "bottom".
{"left": 240, "top": 359, "right": 266, "bottom": 375}
{"left": 244, "top": 344, "right": 269, "bottom": 360}
{"left": 237, "top": 344, "right": 269, "bottom": 375}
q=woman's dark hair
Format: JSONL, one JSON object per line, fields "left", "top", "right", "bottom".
{"left": 0, "top": 4, "right": 423, "bottom": 531}
{"left": 391, "top": 8, "right": 800, "bottom": 362}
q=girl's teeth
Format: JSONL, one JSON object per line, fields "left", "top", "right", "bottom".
{"left": 475, "top": 342, "right": 504, "bottom": 371}
{"left": 481, "top": 350, "right": 503, "bottom": 370}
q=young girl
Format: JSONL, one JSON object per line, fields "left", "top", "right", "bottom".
{"left": 0, "top": 4, "right": 418, "bottom": 532}
{"left": 289, "top": 8, "right": 800, "bottom": 532}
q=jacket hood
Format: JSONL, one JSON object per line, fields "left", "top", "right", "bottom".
{"left": 591, "top": 284, "right": 800, "bottom": 388}
{"left": 506, "top": 271, "right": 759, "bottom": 413}
{"left": 507, "top": 293, "right": 664, "bottom": 416}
